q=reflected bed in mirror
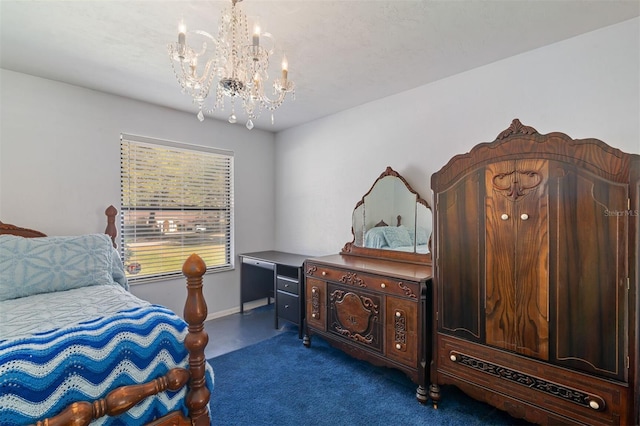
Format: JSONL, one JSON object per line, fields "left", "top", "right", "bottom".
{"left": 342, "top": 166, "right": 432, "bottom": 265}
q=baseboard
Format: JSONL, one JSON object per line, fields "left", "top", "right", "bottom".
{"left": 205, "top": 298, "right": 271, "bottom": 321}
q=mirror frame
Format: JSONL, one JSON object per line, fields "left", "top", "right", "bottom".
{"left": 341, "top": 166, "right": 432, "bottom": 265}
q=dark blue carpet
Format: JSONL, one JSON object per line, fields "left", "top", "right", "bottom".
{"left": 208, "top": 329, "right": 531, "bottom": 425}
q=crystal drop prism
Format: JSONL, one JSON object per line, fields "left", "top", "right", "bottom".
{"left": 228, "top": 113, "right": 237, "bottom": 124}
{"left": 246, "top": 119, "right": 254, "bottom": 130}
{"left": 197, "top": 110, "right": 205, "bottom": 122}
{"left": 271, "top": 114, "right": 275, "bottom": 125}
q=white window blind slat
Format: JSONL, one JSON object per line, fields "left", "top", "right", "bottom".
{"left": 120, "top": 134, "right": 234, "bottom": 283}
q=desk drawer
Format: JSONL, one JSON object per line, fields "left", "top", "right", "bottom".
{"left": 242, "top": 257, "right": 275, "bottom": 270}
{"left": 277, "top": 291, "right": 300, "bottom": 324}
{"left": 277, "top": 275, "right": 299, "bottom": 295}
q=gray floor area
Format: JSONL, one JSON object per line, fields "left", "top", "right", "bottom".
{"left": 204, "top": 304, "right": 295, "bottom": 359}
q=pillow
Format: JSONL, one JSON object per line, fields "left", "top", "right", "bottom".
{"left": 0, "top": 234, "right": 124, "bottom": 301}
{"left": 364, "top": 227, "right": 389, "bottom": 249}
{"left": 382, "top": 225, "right": 413, "bottom": 249}
{"left": 415, "top": 226, "right": 430, "bottom": 245}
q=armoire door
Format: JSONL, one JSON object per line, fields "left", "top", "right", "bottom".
{"left": 551, "top": 162, "right": 629, "bottom": 381}
{"left": 435, "top": 169, "right": 483, "bottom": 342}
{"left": 485, "top": 160, "right": 549, "bottom": 360}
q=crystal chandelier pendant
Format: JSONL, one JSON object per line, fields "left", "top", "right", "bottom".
{"left": 168, "top": 0, "right": 295, "bottom": 130}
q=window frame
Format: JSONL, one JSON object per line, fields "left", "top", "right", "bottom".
{"left": 119, "top": 133, "right": 234, "bottom": 284}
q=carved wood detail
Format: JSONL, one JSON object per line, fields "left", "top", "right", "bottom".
{"left": 491, "top": 170, "right": 542, "bottom": 201}
{"left": 306, "top": 264, "right": 317, "bottom": 276}
{"left": 104, "top": 205, "right": 118, "bottom": 248}
{"left": 181, "top": 253, "right": 211, "bottom": 426}
{"left": 496, "top": 118, "right": 538, "bottom": 140}
{"left": 394, "top": 309, "right": 407, "bottom": 351}
{"left": 398, "top": 282, "right": 417, "bottom": 299}
{"left": 34, "top": 368, "right": 191, "bottom": 426}
{"left": 311, "top": 286, "right": 321, "bottom": 320}
{"left": 339, "top": 271, "right": 367, "bottom": 287}
{"left": 330, "top": 289, "right": 379, "bottom": 345}
{"left": 449, "top": 351, "right": 606, "bottom": 412}
{"left": 0, "top": 221, "right": 47, "bottom": 237}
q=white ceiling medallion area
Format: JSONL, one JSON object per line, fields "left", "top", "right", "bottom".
{"left": 0, "top": 1, "right": 638, "bottom": 132}
{"left": 168, "top": 0, "right": 295, "bottom": 130}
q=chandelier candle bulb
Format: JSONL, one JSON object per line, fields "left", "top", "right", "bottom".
{"left": 178, "top": 21, "right": 186, "bottom": 44}
{"left": 177, "top": 21, "right": 186, "bottom": 58}
{"left": 281, "top": 54, "right": 288, "bottom": 81}
{"left": 253, "top": 24, "right": 260, "bottom": 47}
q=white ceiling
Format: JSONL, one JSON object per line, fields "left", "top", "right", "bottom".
{"left": 1, "top": 1, "right": 639, "bottom": 132}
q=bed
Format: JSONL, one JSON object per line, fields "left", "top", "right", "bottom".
{"left": 0, "top": 206, "right": 213, "bottom": 425}
{"left": 363, "top": 216, "right": 431, "bottom": 254}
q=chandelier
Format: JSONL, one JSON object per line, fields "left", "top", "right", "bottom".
{"left": 168, "top": 0, "right": 295, "bottom": 130}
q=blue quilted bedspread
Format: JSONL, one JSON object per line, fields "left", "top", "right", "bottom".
{"left": 0, "top": 304, "right": 214, "bottom": 425}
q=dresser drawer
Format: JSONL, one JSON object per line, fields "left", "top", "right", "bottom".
{"left": 277, "top": 275, "right": 299, "bottom": 295}
{"left": 277, "top": 291, "right": 299, "bottom": 324}
{"left": 306, "top": 262, "right": 420, "bottom": 299}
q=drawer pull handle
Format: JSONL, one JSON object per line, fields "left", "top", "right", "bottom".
{"left": 395, "top": 311, "right": 401, "bottom": 317}
{"left": 450, "top": 354, "right": 457, "bottom": 362}
{"left": 520, "top": 213, "right": 529, "bottom": 221}
{"left": 312, "top": 313, "right": 317, "bottom": 318}
{"left": 312, "top": 288, "right": 317, "bottom": 294}
{"left": 284, "top": 304, "right": 289, "bottom": 309}
{"left": 284, "top": 283, "right": 289, "bottom": 287}
{"left": 322, "top": 271, "right": 327, "bottom": 276}
{"left": 380, "top": 283, "right": 386, "bottom": 289}
{"left": 589, "top": 400, "right": 600, "bottom": 410}
{"left": 501, "top": 213, "right": 509, "bottom": 221}
{"left": 395, "top": 343, "right": 402, "bottom": 350}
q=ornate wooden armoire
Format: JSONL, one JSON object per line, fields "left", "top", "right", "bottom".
{"left": 429, "top": 119, "right": 639, "bottom": 425}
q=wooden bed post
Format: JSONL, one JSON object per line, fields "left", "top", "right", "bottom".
{"left": 182, "top": 254, "right": 211, "bottom": 426}
{"left": 104, "top": 205, "right": 118, "bottom": 248}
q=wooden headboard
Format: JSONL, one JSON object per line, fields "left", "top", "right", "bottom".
{"left": 0, "top": 222, "right": 47, "bottom": 238}
{"left": 0, "top": 205, "right": 119, "bottom": 247}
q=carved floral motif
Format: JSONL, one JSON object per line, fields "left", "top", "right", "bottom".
{"left": 492, "top": 170, "right": 541, "bottom": 201}
{"left": 339, "top": 272, "right": 366, "bottom": 287}
{"left": 496, "top": 118, "right": 538, "bottom": 140}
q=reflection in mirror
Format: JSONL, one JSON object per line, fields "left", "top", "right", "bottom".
{"left": 415, "top": 201, "right": 432, "bottom": 254}
{"left": 344, "top": 167, "right": 432, "bottom": 264}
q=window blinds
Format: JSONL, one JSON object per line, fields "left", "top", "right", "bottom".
{"left": 120, "top": 134, "right": 234, "bottom": 283}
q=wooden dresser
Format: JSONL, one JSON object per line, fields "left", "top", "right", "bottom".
{"left": 429, "top": 119, "right": 639, "bottom": 425}
{"left": 303, "top": 167, "right": 434, "bottom": 402}
{"left": 304, "top": 255, "right": 432, "bottom": 401}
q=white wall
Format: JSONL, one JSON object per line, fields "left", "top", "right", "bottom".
{"left": 2, "top": 18, "right": 639, "bottom": 318}
{"left": 274, "top": 18, "right": 640, "bottom": 257}
{"left": 0, "top": 69, "right": 277, "bottom": 317}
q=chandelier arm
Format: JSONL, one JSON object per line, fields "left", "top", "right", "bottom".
{"left": 257, "top": 90, "right": 287, "bottom": 110}
{"left": 178, "top": 57, "right": 217, "bottom": 87}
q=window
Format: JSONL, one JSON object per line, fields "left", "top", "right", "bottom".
{"left": 120, "top": 134, "right": 234, "bottom": 283}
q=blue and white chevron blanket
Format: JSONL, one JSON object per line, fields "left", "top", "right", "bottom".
{"left": 0, "top": 285, "right": 215, "bottom": 425}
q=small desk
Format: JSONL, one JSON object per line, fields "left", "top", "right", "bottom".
{"left": 239, "top": 251, "right": 309, "bottom": 338}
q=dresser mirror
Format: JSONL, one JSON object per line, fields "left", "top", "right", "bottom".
{"left": 342, "top": 166, "right": 432, "bottom": 264}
